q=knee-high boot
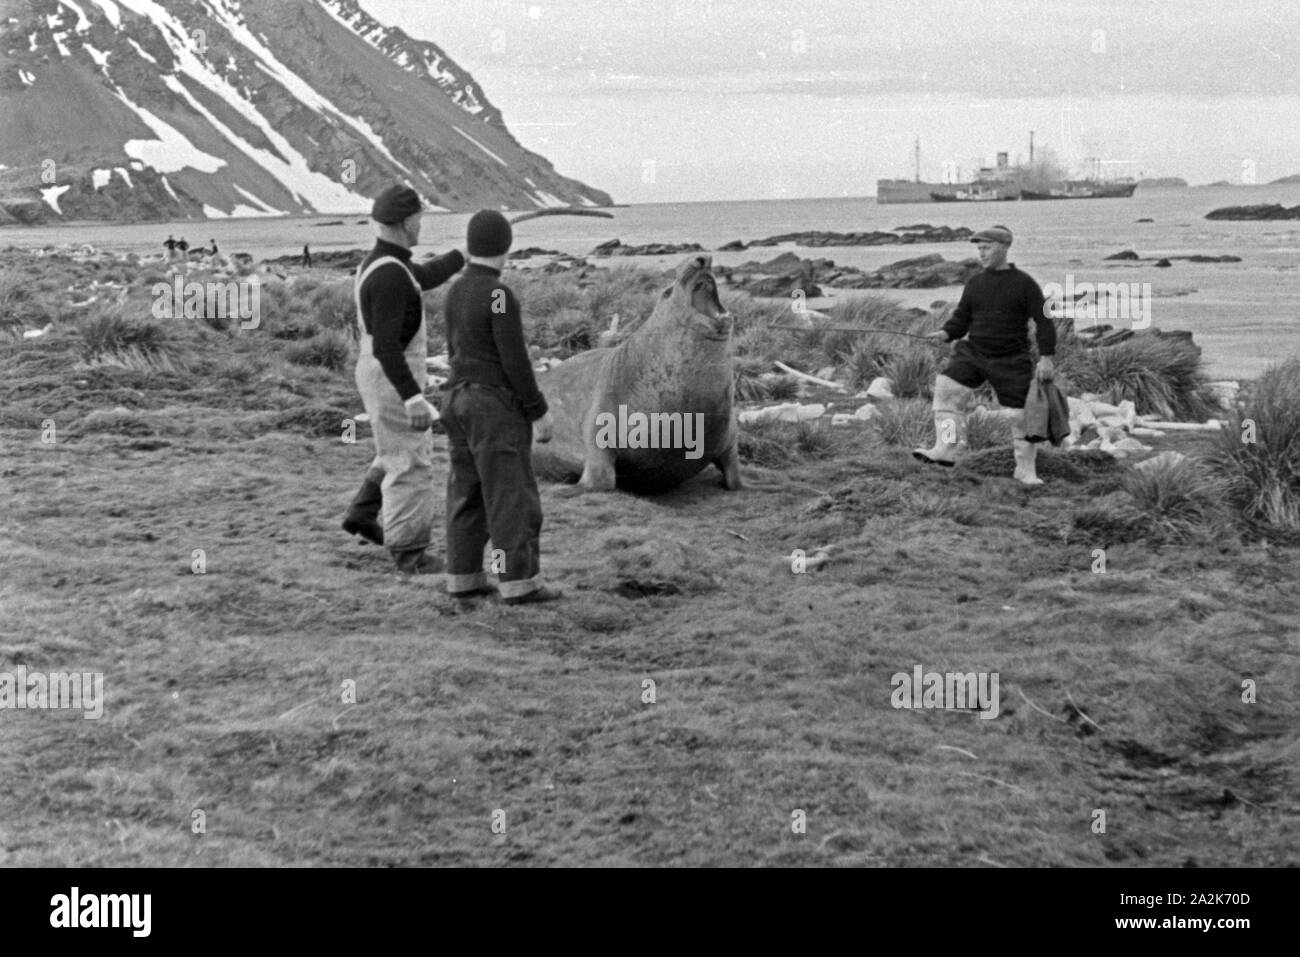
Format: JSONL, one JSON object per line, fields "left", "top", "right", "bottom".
{"left": 342, "top": 464, "right": 385, "bottom": 545}
{"left": 1010, "top": 416, "right": 1044, "bottom": 486}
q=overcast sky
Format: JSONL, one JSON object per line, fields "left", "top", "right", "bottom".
{"left": 361, "top": 0, "right": 1300, "bottom": 203}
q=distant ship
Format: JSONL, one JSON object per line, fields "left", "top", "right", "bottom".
{"left": 1019, "top": 182, "right": 1138, "bottom": 200}
{"left": 878, "top": 135, "right": 1136, "bottom": 204}
{"left": 929, "top": 187, "right": 1017, "bottom": 203}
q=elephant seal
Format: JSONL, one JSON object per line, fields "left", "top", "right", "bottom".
{"left": 532, "top": 254, "right": 742, "bottom": 493}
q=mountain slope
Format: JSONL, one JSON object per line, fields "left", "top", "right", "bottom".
{"left": 0, "top": 0, "right": 612, "bottom": 223}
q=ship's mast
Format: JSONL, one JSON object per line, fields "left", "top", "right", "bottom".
{"left": 914, "top": 137, "right": 921, "bottom": 183}
{"left": 1029, "top": 130, "right": 1034, "bottom": 165}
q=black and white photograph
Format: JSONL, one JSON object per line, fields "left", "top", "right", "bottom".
{"left": 0, "top": 0, "right": 1295, "bottom": 909}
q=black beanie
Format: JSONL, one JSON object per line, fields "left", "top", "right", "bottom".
{"left": 467, "top": 209, "right": 512, "bottom": 257}
{"left": 372, "top": 185, "right": 423, "bottom": 224}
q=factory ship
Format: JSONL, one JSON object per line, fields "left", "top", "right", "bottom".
{"left": 877, "top": 136, "right": 1136, "bottom": 204}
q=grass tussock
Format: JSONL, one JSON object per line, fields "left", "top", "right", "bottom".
{"left": 870, "top": 397, "right": 933, "bottom": 449}
{"left": 964, "top": 409, "right": 1010, "bottom": 451}
{"left": 881, "top": 346, "right": 938, "bottom": 399}
{"left": 1121, "top": 455, "right": 1229, "bottom": 542}
{"left": 284, "top": 329, "right": 353, "bottom": 371}
{"left": 0, "top": 268, "right": 58, "bottom": 332}
{"left": 1055, "top": 331, "right": 1217, "bottom": 421}
{"left": 737, "top": 419, "right": 837, "bottom": 467}
{"left": 1210, "top": 356, "right": 1300, "bottom": 532}
{"left": 78, "top": 307, "right": 177, "bottom": 364}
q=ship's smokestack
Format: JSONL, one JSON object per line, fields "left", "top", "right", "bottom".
{"left": 997, "top": 152, "right": 1008, "bottom": 170}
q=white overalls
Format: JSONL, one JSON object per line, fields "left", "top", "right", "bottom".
{"left": 353, "top": 257, "right": 435, "bottom": 555}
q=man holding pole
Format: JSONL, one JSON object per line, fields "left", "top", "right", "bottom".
{"left": 912, "top": 225, "right": 1055, "bottom": 485}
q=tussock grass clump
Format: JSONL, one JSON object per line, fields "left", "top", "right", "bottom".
{"left": 0, "top": 268, "right": 57, "bottom": 332}
{"left": 308, "top": 282, "right": 354, "bottom": 335}
{"left": 1209, "top": 356, "right": 1300, "bottom": 532}
{"left": 79, "top": 307, "right": 176, "bottom": 363}
{"left": 734, "top": 356, "right": 799, "bottom": 402}
{"left": 737, "top": 420, "right": 795, "bottom": 467}
{"left": 869, "top": 398, "right": 932, "bottom": 449}
{"left": 1055, "top": 333, "right": 1216, "bottom": 421}
{"left": 737, "top": 419, "right": 838, "bottom": 468}
{"left": 964, "top": 409, "right": 1010, "bottom": 451}
{"left": 531, "top": 306, "right": 599, "bottom": 355}
{"left": 1070, "top": 493, "right": 1150, "bottom": 545}
{"left": 826, "top": 295, "right": 910, "bottom": 330}
{"left": 792, "top": 421, "right": 834, "bottom": 459}
{"left": 1121, "top": 455, "right": 1228, "bottom": 541}
{"left": 881, "top": 345, "right": 937, "bottom": 399}
{"left": 284, "top": 329, "right": 352, "bottom": 371}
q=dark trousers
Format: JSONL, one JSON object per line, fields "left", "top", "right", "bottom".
{"left": 441, "top": 383, "right": 542, "bottom": 593}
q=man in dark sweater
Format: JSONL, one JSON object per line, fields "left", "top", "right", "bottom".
{"left": 440, "top": 210, "right": 561, "bottom": 605}
{"left": 913, "top": 225, "right": 1055, "bottom": 485}
{"left": 341, "top": 185, "right": 465, "bottom": 573}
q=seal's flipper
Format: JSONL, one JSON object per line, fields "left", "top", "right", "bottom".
{"left": 714, "top": 440, "right": 742, "bottom": 491}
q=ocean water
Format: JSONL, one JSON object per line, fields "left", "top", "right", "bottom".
{"left": 5, "top": 185, "right": 1300, "bottom": 379}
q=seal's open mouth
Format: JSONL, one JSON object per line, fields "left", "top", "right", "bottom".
{"left": 691, "top": 273, "right": 731, "bottom": 339}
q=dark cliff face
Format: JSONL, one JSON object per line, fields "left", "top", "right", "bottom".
{"left": 0, "top": 0, "right": 612, "bottom": 223}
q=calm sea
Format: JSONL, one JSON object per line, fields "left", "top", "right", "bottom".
{"left": 4, "top": 185, "right": 1299, "bottom": 379}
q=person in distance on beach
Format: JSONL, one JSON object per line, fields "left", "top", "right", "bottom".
{"left": 341, "top": 185, "right": 465, "bottom": 574}
{"left": 912, "top": 225, "right": 1055, "bottom": 485}
{"left": 440, "top": 210, "right": 561, "bottom": 605}
{"left": 163, "top": 235, "right": 177, "bottom": 264}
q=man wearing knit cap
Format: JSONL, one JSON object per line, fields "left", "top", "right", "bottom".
{"left": 341, "top": 184, "right": 465, "bottom": 574}
{"left": 913, "top": 225, "right": 1055, "bottom": 485}
{"left": 440, "top": 209, "right": 561, "bottom": 605}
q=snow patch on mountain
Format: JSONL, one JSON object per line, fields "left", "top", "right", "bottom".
{"left": 454, "top": 126, "right": 507, "bottom": 168}
{"left": 56, "top": 0, "right": 91, "bottom": 32}
{"left": 42, "top": 185, "right": 71, "bottom": 213}
{"left": 86, "top": 0, "right": 122, "bottom": 28}
{"left": 114, "top": 89, "right": 227, "bottom": 174}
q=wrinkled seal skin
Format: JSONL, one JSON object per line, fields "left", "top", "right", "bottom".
{"left": 532, "top": 255, "right": 742, "bottom": 493}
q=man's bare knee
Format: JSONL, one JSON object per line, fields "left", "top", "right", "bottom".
{"left": 933, "top": 374, "right": 971, "bottom": 410}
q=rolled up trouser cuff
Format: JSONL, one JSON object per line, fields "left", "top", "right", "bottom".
{"left": 447, "top": 571, "right": 489, "bottom": 594}
{"left": 499, "top": 577, "right": 540, "bottom": 600}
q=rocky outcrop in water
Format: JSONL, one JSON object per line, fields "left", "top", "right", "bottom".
{"left": 1205, "top": 204, "right": 1300, "bottom": 220}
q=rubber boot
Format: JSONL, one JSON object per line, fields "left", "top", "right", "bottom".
{"left": 393, "top": 549, "right": 444, "bottom": 575}
{"left": 1012, "top": 436, "right": 1044, "bottom": 486}
{"left": 503, "top": 585, "right": 563, "bottom": 606}
{"left": 912, "top": 409, "right": 964, "bottom": 467}
{"left": 341, "top": 468, "right": 384, "bottom": 545}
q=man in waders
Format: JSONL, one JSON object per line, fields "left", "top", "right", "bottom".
{"left": 913, "top": 225, "right": 1055, "bottom": 485}
{"left": 441, "top": 210, "right": 561, "bottom": 605}
{"left": 341, "top": 185, "right": 465, "bottom": 574}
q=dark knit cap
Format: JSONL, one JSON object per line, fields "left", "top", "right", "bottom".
{"left": 467, "top": 209, "right": 513, "bottom": 257}
{"left": 371, "top": 185, "right": 423, "bottom": 224}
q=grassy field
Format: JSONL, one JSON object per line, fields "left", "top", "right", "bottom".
{"left": 1, "top": 251, "right": 1297, "bottom": 866}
